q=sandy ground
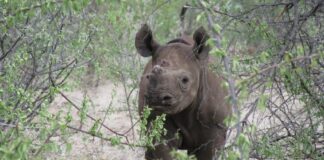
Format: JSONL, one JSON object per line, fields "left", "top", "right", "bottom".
{"left": 46, "top": 80, "right": 145, "bottom": 160}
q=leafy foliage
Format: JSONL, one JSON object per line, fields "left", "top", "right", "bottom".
{"left": 139, "top": 106, "right": 167, "bottom": 149}
{"left": 0, "top": 0, "right": 323, "bottom": 159}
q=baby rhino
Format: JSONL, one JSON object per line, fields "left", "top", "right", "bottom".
{"left": 136, "top": 24, "right": 232, "bottom": 160}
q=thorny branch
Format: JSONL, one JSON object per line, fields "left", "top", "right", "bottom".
{"left": 194, "top": 0, "right": 324, "bottom": 158}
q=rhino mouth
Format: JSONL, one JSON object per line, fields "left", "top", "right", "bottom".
{"left": 145, "top": 92, "right": 179, "bottom": 109}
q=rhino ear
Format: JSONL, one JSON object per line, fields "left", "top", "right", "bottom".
{"left": 193, "top": 27, "right": 210, "bottom": 60}
{"left": 135, "top": 24, "right": 160, "bottom": 57}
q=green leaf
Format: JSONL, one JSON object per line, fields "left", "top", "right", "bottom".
{"left": 109, "top": 136, "right": 121, "bottom": 146}
{"left": 210, "top": 48, "right": 226, "bottom": 57}
{"left": 227, "top": 150, "right": 240, "bottom": 160}
{"left": 65, "top": 112, "right": 72, "bottom": 123}
{"left": 237, "top": 133, "right": 249, "bottom": 146}
{"left": 66, "top": 143, "right": 72, "bottom": 152}
{"left": 212, "top": 23, "right": 222, "bottom": 34}
{"left": 260, "top": 51, "right": 269, "bottom": 62}
{"left": 89, "top": 119, "right": 101, "bottom": 136}
{"left": 223, "top": 114, "right": 237, "bottom": 127}
{"left": 257, "top": 95, "right": 268, "bottom": 111}
{"left": 196, "top": 13, "right": 204, "bottom": 22}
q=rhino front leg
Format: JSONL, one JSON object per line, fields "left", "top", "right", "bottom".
{"left": 145, "top": 143, "right": 174, "bottom": 160}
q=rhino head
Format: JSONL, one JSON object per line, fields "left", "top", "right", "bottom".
{"left": 135, "top": 24, "right": 210, "bottom": 114}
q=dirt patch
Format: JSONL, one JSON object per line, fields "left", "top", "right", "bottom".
{"left": 47, "top": 80, "right": 145, "bottom": 160}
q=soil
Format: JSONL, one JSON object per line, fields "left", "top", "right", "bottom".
{"left": 47, "top": 80, "right": 145, "bottom": 160}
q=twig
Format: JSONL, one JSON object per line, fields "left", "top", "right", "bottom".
{"left": 34, "top": 127, "right": 59, "bottom": 156}
{"left": 58, "top": 90, "right": 126, "bottom": 137}
{"left": 144, "top": 0, "right": 170, "bottom": 22}
{"left": 5, "top": 0, "right": 64, "bottom": 17}
{"left": 240, "top": 54, "right": 321, "bottom": 83}
{"left": 120, "top": 72, "right": 136, "bottom": 139}
{"left": 0, "top": 34, "right": 23, "bottom": 61}
{"left": 66, "top": 125, "right": 142, "bottom": 147}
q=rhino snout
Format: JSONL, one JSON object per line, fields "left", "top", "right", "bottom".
{"left": 145, "top": 92, "right": 175, "bottom": 106}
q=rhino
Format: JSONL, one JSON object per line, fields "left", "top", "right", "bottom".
{"left": 135, "top": 24, "right": 232, "bottom": 160}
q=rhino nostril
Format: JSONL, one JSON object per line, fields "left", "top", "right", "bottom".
{"left": 146, "top": 75, "right": 150, "bottom": 79}
{"left": 162, "top": 95, "right": 172, "bottom": 101}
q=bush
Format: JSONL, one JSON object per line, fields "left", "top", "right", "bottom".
{"left": 1, "top": 0, "right": 323, "bottom": 159}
